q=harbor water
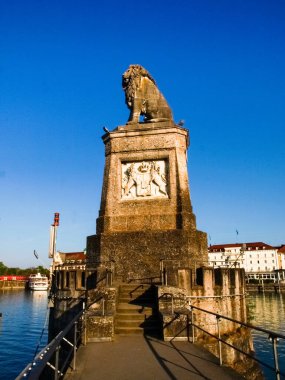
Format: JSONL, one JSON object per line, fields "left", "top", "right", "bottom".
{"left": 247, "top": 292, "right": 285, "bottom": 379}
{"left": 0, "top": 290, "right": 284, "bottom": 380}
{"left": 0, "top": 289, "right": 49, "bottom": 380}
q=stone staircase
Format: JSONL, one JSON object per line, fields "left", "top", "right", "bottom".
{"left": 115, "top": 283, "right": 162, "bottom": 337}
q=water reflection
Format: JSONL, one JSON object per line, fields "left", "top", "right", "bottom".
{"left": 247, "top": 293, "right": 285, "bottom": 379}
{"left": 0, "top": 289, "right": 49, "bottom": 380}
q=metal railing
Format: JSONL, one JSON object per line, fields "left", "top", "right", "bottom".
{"left": 87, "top": 293, "right": 111, "bottom": 316}
{"left": 160, "top": 293, "right": 285, "bottom": 380}
{"left": 16, "top": 309, "right": 86, "bottom": 380}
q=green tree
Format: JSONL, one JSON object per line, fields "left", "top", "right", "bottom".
{"left": 0, "top": 262, "right": 8, "bottom": 275}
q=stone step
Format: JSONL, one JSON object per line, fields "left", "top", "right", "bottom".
{"left": 115, "top": 320, "right": 145, "bottom": 328}
{"left": 117, "top": 302, "right": 153, "bottom": 310}
{"left": 115, "top": 284, "right": 161, "bottom": 336}
{"left": 114, "top": 326, "right": 144, "bottom": 335}
{"left": 117, "top": 297, "right": 156, "bottom": 306}
{"left": 118, "top": 291, "right": 153, "bottom": 300}
{"left": 118, "top": 291, "right": 153, "bottom": 298}
{"left": 115, "top": 313, "right": 147, "bottom": 321}
{"left": 119, "top": 284, "right": 149, "bottom": 290}
{"left": 116, "top": 307, "right": 153, "bottom": 315}
{"left": 115, "top": 325, "right": 160, "bottom": 335}
{"left": 119, "top": 284, "right": 153, "bottom": 295}
{"left": 115, "top": 318, "right": 161, "bottom": 328}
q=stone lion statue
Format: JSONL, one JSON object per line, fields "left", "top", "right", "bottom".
{"left": 122, "top": 64, "right": 173, "bottom": 124}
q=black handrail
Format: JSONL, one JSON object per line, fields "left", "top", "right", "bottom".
{"left": 159, "top": 293, "right": 284, "bottom": 380}
{"left": 16, "top": 309, "right": 85, "bottom": 380}
{"left": 188, "top": 305, "right": 285, "bottom": 380}
{"left": 190, "top": 304, "right": 285, "bottom": 340}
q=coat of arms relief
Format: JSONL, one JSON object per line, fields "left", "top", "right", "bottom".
{"left": 121, "top": 160, "right": 168, "bottom": 199}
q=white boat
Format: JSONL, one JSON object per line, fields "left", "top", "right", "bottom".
{"left": 28, "top": 273, "right": 49, "bottom": 291}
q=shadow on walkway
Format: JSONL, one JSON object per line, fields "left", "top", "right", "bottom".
{"left": 65, "top": 334, "right": 244, "bottom": 380}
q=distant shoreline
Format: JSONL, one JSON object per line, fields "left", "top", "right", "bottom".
{"left": 0, "top": 281, "right": 27, "bottom": 290}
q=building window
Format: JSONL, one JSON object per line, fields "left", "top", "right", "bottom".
{"left": 250, "top": 260, "right": 252, "bottom": 264}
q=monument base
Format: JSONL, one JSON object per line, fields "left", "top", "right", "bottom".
{"left": 87, "top": 228, "right": 207, "bottom": 282}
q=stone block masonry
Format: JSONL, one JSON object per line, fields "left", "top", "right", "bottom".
{"left": 87, "top": 121, "right": 208, "bottom": 282}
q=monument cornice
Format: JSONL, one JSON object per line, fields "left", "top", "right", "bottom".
{"left": 102, "top": 122, "right": 189, "bottom": 143}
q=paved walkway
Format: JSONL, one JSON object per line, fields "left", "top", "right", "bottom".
{"left": 65, "top": 335, "right": 243, "bottom": 380}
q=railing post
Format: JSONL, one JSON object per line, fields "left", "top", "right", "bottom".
{"left": 271, "top": 336, "right": 280, "bottom": 380}
{"left": 102, "top": 297, "right": 105, "bottom": 316}
{"left": 191, "top": 307, "right": 195, "bottom": 343}
{"left": 54, "top": 345, "right": 60, "bottom": 380}
{"left": 216, "top": 316, "right": 223, "bottom": 366}
{"left": 171, "top": 294, "right": 174, "bottom": 314}
{"left": 186, "top": 313, "right": 190, "bottom": 342}
{"left": 73, "top": 321, "right": 77, "bottom": 370}
{"left": 83, "top": 311, "right": 87, "bottom": 346}
{"left": 160, "top": 260, "right": 164, "bottom": 285}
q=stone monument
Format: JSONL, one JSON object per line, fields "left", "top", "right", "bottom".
{"left": 49, "top": 67, "right": 258, "bottom": 379}
{"left": 87, "top": 64, "right": 208, "bottom": 283}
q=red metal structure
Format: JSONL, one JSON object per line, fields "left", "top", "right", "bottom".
{"left": 0, "top": 275, "right": 28, "bottom": 281}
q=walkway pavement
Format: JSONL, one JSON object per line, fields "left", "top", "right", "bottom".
{"left": 65, "top": 335, "right": 244, "bottom": 380}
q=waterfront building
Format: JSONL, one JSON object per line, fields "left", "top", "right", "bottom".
{"left": 208, "top": 242, "right": 285, "bottom": 282}
{"left": 48, "top": 251, "right": 86, "bottom": 340}
{"left": 51, "top": 251, "right": 86, "bottom": 290}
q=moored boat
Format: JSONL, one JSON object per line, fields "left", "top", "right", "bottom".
{"left": 28, "top": 273, "right": 49, "bottom": 291}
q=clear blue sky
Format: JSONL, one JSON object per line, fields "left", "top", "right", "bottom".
{"left": 1, "top": 0, "right": 284, "bottom": 268}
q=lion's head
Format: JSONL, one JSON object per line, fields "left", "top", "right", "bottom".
{"left": 122, "top": 65, "right": 156, "bottom": 108}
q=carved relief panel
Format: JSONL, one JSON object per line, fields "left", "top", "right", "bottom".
{"left": 121, "top": 160, "right": 168, "bottom": 199}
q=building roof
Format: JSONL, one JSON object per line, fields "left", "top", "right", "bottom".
{"left": 277, "top": 245, "right": 285, "bottom": 254}
{"left": 209, "top": 242, "right": 274, "bottom": 252}
{"left": 57, "top": 251, "right": 86, "bottom": 264}
{"left": 63, "top": 252, "right": 86, "bottom": 260}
